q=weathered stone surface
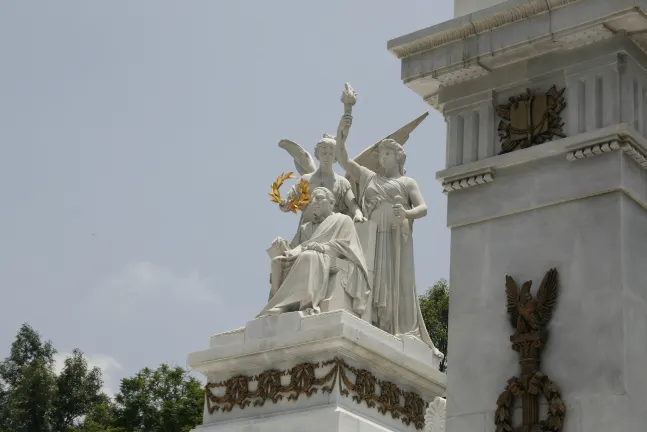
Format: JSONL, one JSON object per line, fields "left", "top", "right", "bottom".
{"left": 390, "top": 1, "right": 647, "bottom": 430}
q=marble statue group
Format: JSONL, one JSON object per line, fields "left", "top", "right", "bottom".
{"left": 260, "top": 83, "right": 438, "bottom": 351}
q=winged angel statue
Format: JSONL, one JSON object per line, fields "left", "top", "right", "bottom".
{"left": 276, "top": 83, "right": 428, "bottom": 247}
{"left": 271, "top": 82, "right": 442, "bottom": 355}
{"left": 505, "top": 268, "right": 559, "bottom": 334}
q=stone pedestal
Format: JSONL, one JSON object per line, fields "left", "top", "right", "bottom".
{"left": 188, "top": 311, "right": 445, "bottom": 432}
{"left": 389, "top": 0, "right": 647, "bottom": 430}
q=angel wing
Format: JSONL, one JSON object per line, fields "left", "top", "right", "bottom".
{"left": 350, "top": 112, "right": 429, "bottom": 174}
{"left": 278, "top": 139, "right": 316, "bottom": 176}
{"left": 346, "top": 112, "right": 429, "bottom": 198}
{"left": 535, "top": 268, "right": 558, "bottom": 326}
{"left": 505, "top": 275, "right": 519, "bottom": 329}
{"left": 424, "top": 396, "right": 446, "bottom": 432}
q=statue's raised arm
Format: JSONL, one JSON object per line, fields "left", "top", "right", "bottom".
{"left": 332, "top": 82, "right": 442, "bottom": 354}
{"left": 335, "top": 84, "right": 363, "bottom": 182}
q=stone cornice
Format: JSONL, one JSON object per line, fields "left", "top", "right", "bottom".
{"left": 387, "top": 0, "right": 581, "bottom": 59}
{"left": 436, "top": 123, "right": 647, "bottom": 186}
{"left": 389, "top": 0, "right": 647, "bottom": 110}
{"left": 567, "top": 138, "right": 647, "bottom": 170}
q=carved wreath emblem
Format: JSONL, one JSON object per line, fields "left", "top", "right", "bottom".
{"left": 496, "top": 373, "right": 566, "bottom": 432}
{"left": 268, "top": 171, "right": 310, "bottom": 213}
{"left": 497, "top": 86, "right": 566, "bottom": 154}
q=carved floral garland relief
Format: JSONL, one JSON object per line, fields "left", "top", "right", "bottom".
{"left": 205, "top": 357, "right": 427, "bottom": 430}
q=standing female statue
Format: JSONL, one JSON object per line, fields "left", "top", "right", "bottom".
{"left": 334, "top": 89, "right": 436, "bottom": 349}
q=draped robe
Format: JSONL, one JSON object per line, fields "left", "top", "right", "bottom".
{"left": 258, "top": 213, "right": 370, "bottom": 317}
{"left": 355, "top": 166, "right": 437, "bottom": 350}
{"left": 280, "top": 172, "right": 353, "bottom": 248}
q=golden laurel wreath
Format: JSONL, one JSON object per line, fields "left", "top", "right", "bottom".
{"left": 268, "top": 172, "right": 310, "bottom": 213}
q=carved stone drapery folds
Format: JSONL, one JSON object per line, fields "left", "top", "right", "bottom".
{"left": 205, "top": 357, "right": 427, "bottom": 430}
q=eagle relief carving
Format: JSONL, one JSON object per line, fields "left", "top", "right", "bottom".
{"left": 494, "top": 268, "right": 566, "bottom": 432}
{"left": 505, "top": 267, "right": 558, "bottom": 336}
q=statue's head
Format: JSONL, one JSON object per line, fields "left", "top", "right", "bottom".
{"left": 310, "top": 187, "right": 335, "bottom": 220}
{"left": 377, "top": 139, "right": 406, "bottom": 175}
{"left": 314, "top": 134, "right": 337, "bottom": 167}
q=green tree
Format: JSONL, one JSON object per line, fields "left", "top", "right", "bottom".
{"left": 75, "top": 395, "right": 122, "bottom": 432}
{"left": 419, "top": 279, "right": 449, "bottom": 372}
{"left": 0, "top": 324, "right": 112, "bottom": 432}
{"left": 0, "top": 377, "right": 8, "bottom": 429}
{"left": 113, "top": 364, "right": 203, "bottom": 432}
{"left": 0, "top": 323, "right": 57, "bottom": 432}
{"left": 52, "top": 349, "right": 105, "bottom": 430}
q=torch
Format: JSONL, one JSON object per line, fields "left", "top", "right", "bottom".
{"left": 339, "top": 83, "right": 357, "bottom": 142}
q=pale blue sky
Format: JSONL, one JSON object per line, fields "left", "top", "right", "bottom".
{"left": 0, "top": 1, "right": 453, "bottom": 393}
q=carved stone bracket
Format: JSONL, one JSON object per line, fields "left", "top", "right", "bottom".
{"left": 442, "top": 168, "right": 494, "bottom": 193}
{"left": 205, "top": 357, "right": 428, "bottom": 430}
{"left": 566, "top": 139, "right": 647, "bottom": 170}
{"left": 621, "top": 142, "right": 647, "bottom": 169}
{"left": 565, "top": 140, "right": 621, "bottom": 161}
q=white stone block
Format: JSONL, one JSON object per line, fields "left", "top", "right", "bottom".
{"left": 403, "top": 335, "right": 442, "bottom": 371}
{"left": 189, "top": 311, "right": 446, "bottom": 432}
{"left": 191, "top": 406, "right": 395, "bottom": 432}
{"left": 209, "top": 328, "right": 244, "bottom": 349}
{"left": 244, "top": 312, "right": 303, "bottom": 340}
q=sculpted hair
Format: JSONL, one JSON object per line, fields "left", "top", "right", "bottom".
{"left": 311, "top": 186, "right": 336, "bottom": 206}
{"left": 377, "top": 138, "right": 407, "bottom": 175}
{"left": 314, "top": 134, "right": 337, "bottom": 161}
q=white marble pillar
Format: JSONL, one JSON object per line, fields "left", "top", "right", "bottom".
{"left": 389, "top": 0, "right": 647, "bottom": 430}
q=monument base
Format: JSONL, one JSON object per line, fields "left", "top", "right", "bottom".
{"left": 188, "top": 310, "right": 446, "bottom": 432}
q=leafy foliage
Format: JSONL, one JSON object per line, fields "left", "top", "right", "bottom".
{"left": 113, "top": 364, "right": 203, "bottom": 432}
{"left": 420, "top": 279, "right": 449, "bottom": 372}
{"left": 74, "top": 395, "right": 121, "bottom": 432}
{"left": 0, "top": 324, "right": 57, "bottom": 432}
{"left": 0, "top": 324, "right": 205, "bottom": 432}
{"left": 52, "top": 348, "right": 104, "bottom": 430}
